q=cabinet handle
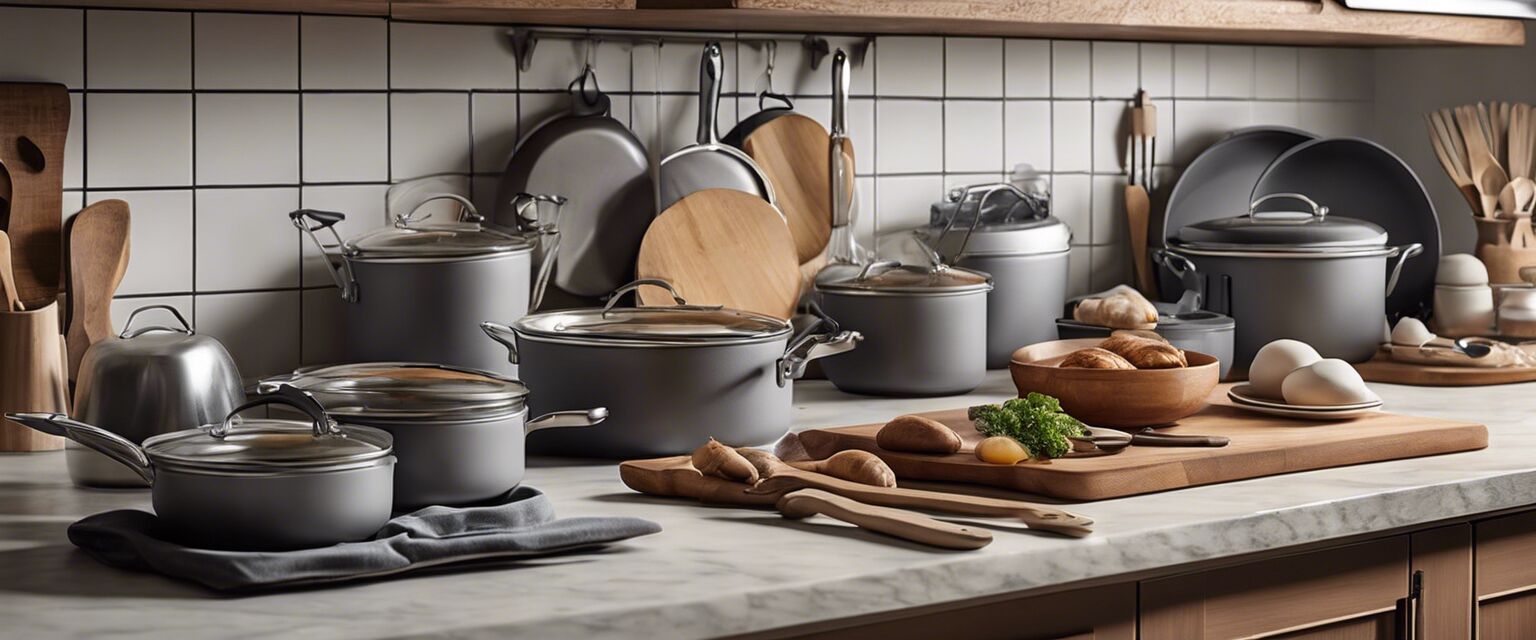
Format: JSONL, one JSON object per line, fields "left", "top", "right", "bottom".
{"left": 1399, "top": 569, "right": 1424, "bottom": 640}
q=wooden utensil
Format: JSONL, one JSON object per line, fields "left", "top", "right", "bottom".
{"left": 1477, "top": 150, "right": 1509, "bottom": 219}
{"left": 1126, "top": 91, "right": 1158, "bottom": 295}
{"left": 777, "top": 489, "right": 993, "bottom": 550}
{"left": 636, "top": 188, "right": 801, "bottom": 319}
{"left": 0, "top": 230, "right": 19, "bottom": 311}
{"left": 63, "top": 200, "right": 131, "bottom": 379}
{"left": 0, "top": 300, "right": 68, "bottom": 451}
{"left": 618, "top": 457, "right": 992, "bottom": 549}
{"left": 0, "top": 157, "right": 11, "bottom": 227}
{"left": 1125, "top": 185, "right": 1154, "bottom": 293}
{"left": 741, "top": 113, "right": 834, "bottom": 264}
{"left": 795, "top": 397, "right": 1487, "bottom": 501}
{"left": 0, "top": 83, "right": 70, "bottom": 306}
{"left": 1426, "top": 112, "right": 1479, "bottom": 212}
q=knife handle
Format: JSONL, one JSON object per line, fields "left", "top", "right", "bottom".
{"left": 776, "top": 489, "right": 992, "bottom": 550}
{"left": 1131, "top": 433, "right": 1230, "bottom": 447}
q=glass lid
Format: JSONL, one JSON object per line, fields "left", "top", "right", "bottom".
{"left": 1175, "top": 193, "right": 1388, "bottom": 248}
{"left": 512, "top": 279, "right": 792, "bottom": 345}
{"left": 260, "top": 363, "right": 529, "bottom": 421}
{"left": 817, "top": 260, "right": 993, "bottom": 295}
{"left": 144, "top": 386, "right": 392, "bottom": 472}
{"left": 344, "top": 193, "right": 531, "bottom": 259}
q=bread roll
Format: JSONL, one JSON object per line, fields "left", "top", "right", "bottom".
{"left": 1059, "top": 347, "right": 1136, "bottom": 370}
{"left": 1072, "top": 285, "right": 1158, "bottom": 330}
{"left": 1110, "top": 329, "right": 1167, "bottom": 343}
{"left": 1098, "top": 334, "right": 1187, "bottom": 369}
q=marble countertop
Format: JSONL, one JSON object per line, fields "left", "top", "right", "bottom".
{"left": 4, "top": 373, "right": 1535, "bottom": 639}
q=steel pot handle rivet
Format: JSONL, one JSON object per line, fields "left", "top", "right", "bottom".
{"left": 118, "top": 303, "right": 195, "bottom": 339}
{"left": 213, "top": 384, "right": 338, "bottom": 440}
{"left": 1248, "top": 192, "right": 1328, "bottom": 219}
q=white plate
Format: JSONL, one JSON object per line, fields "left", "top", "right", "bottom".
{"left": 1227, "top": 384, "right": 1383, "bottom": 420}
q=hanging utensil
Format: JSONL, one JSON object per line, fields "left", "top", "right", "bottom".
{"left": 0, "top": 158, "right": 11, "bottom": 228}
{"left": 1126, "top": 90, "right": 1157, "bottom": 294}
{"left": 0, "top": 83, "right": 70, "bottom": 307}
{"left": 63, "top": 199, "right": 131, "bottom": 380}
{"left": 657, "top": 42, "right": 776, "bottom": 212}
{"left": 722, "top": 40, "right": 796, "bottom": 148}
{"left": 815, "top": 49, "right": 865, "bottom": 288}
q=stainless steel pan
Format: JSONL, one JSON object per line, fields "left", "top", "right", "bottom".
{"left": 658, "top": 42, "right": 776, "bottom": 212}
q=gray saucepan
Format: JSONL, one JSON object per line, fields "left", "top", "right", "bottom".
{"left": 7, "top": 385, "right": 395, "bottom": 551}
{"left": 481, "top": 279, "right": 858, "bottom": 458}
{"left": 261, "top": 362, "right": 606, "bottom": 510}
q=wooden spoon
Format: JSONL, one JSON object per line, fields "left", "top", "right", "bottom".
{"left": 64, "top": 200, "right": 131, "bottom": 379}
{"left": 1476, "top": 151, "right": 1509, "bottom": 219}
{"left": 0, "top": 230, "right": 20, "bottom": 311}
{"left": 636, "top": 188, "right": 801, "bottom": 319}
{"left": 777, "top": 489, "right": 993, "bottom": 550}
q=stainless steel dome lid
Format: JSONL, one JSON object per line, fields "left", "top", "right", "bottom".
{"left": 260, "top": 362, "right": 530, "bottom": 422}
{"left": 925, "top": 183, "right": 1071, "bottom": 257}
{"left": 506, "top": 279, "right": 792, "bottom": 347}
{"left": 341, "top": 194, "right": 532, "bottom": 260}
{"left": 1173, "top": 192, "right": 1389, "bottom": 251}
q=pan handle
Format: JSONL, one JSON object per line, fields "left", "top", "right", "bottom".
{"left": 696, "top": 42, "right": 724, "bottom": 145}
{"left": 290, "top": 209, "right": 359, "bottom": 303}
{"left": 480, "top": 322, "right": 520, "bottom": 365}
{"left": 5, "top": 413, "right": 155, "bottom": 484}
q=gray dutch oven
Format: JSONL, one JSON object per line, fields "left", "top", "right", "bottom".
{"left": 816, "top": 259, "right": 993, "bottom": 397}
{"left": 7, "top": 385, "right": 395, "bottom": 551}
{"left": 261, "top": 362, "right": 606, "bottom": 509}
{"left": 481, "top": 279, "right": 859, "bottom": 458}
{"left": 1167, "top": 192, "right": 1423, "bottom": 374}
{"left": 291, "top": 194, "right": 538, "bottom": 376}
{"left": 923, "top": 183, "right": 1070, "bottom": 369}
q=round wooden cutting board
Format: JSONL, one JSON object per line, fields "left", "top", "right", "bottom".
{"left": 741, "top": 113, "right": 834, "bottom": 265}
{"left": 636, "top": 189, "right": 801, "bottom": 319}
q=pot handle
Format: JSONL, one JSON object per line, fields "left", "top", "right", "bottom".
{"left": 397, "top": 193, "right": 482, "bottom": 227}
{"left": 778, "top": 329, "right": 862, "bottom": 387}
{"left": 214, "top": 384, "right": 339, "bottom": 440}
{"left": 119, "top": 304, "right": 194, "bottom": 339}
{"left": 480, "top": 322, "right": 519, "bottom": 365}
{"left": 4, "top": 413, "right": 154, "bottom": 484}
{"left": 290, "top": 209, "right": 359, "bottom": 303}
{"left": 1386, "top": 243, "right": 1425, "bottom": 297}
{"left": 512, "top": 193, "right": 567, "bottom": 311}
{"left": 1150, "top": 248, "right": 1204, "bottom": 314}
{"left": 526, "top": 408, "right": 608, "bottom": 434}
{"left": 1249, "top": 193, "right": 1328, "bottom": 219}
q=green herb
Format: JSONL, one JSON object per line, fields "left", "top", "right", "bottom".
{"left": 968, "top": 392, "right": 1086, "bottom": 459}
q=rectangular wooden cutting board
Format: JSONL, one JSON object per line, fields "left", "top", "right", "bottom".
{"left": 797, "top": 387, "right": 1488, "bottom": 501}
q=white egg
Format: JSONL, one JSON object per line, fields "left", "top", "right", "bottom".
{"left": 1282, "top": 359, "right": 1380, "bottom": 406}
{"left": 1391, "top": 317, "right": 1436, "bottom": 347}
{"left": 1248, "top": 339, "right": 1322, "bottom": 400}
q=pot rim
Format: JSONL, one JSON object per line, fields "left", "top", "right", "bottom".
{"left": 511, "top": 326, "right": 791, "bottom": 348}
{"left": 1167, "top": 241, "right": 1400, "bottom": 259}
{"left": 150, "top": 454, "right": 397, "bottom": 478}
{"left": 341, "top": 244, "right": 534, "bottom": 265}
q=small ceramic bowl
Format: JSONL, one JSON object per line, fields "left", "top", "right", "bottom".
{"left": 1433, "top": 284, "right": 1495, "bottom": 337}
{"left": 1437, "top": 253, "right": 1490, "bottom": 287}
{"left": 1009, "top": 338, "right": 1220, "bottom": 428}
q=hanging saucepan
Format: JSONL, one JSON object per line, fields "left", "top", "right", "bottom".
{"left": 481, "top": 279, "right": 858, "bottom": 458}
{"left": 1166, "top": 193, "right": 1423, "bottom": 374}
{"left": 291, "top": 194, "right": 541, "bottom": 376}
{"left": 7, "top": 385, "right": 395, "bottom": 551}
{"left": 260, "top": 362, "right": 605, "bottom": 509}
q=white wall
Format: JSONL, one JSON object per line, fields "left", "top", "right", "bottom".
{"left": 0, "top": 5, "right": 1376, "bottom": 378}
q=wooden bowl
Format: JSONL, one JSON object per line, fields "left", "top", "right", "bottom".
{"left": 1008, "top": 338, "right": 1219, "bottom": 428}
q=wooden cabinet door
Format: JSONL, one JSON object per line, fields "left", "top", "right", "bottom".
{"left": 1413, "top": 525, "right": 1474, "bottom": 640}
{"left": 1475, "top": 511, "right": 1536, "bottom": 638}
{"left": 1141, "top": 537, "right": 1410, "bottom": 639}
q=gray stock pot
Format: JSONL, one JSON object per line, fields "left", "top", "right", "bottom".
{"left": 1167, "top": 193, "right": 1423, "bottom": 374}
{"left": 261, "top": 362, "right": 606, "bottom": 509}
{"left": 481, "top": 279, "right": 859, "bottom": 458}
{"left": 8, "top": 385, "right": 395, "bottom": 551}
{"left": 291, "top": 194, "right": 538, "bottom": 376}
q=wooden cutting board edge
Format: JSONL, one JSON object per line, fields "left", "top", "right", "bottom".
{"left": 1354, "top": 351, "right": 1536, "bottom": 387}
{"left": 798, "top": 411, "right": 1488, "bottom": 502}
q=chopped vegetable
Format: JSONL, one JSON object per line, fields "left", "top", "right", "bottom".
{"left": 968, "top": 392, "right": 1086, "bottom": 460}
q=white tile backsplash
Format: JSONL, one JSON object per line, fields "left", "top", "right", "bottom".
{"left": 196, "top": 93, "right": 300, "bottom": 185}
{"left": 194, "top": 13, "right": 298, "bottom": 90}
{"left": 0, "top": 5, "right": 1382, "bottom": 375}
{"left": 87, "top": 10, "right": 190, "bottom": 90}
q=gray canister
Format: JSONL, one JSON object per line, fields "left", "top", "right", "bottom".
{"left": 923, "top": 183, "right": 1072, "bottom": 369}
{"left": 68, "top": 305, "right": 245, "bottom": 488}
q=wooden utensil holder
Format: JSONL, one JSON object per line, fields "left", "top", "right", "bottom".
{"left": 0, "top": 301, "right": 68, "bottom": 451}
{"left": 1474, "top": 217, "right": 1536, "bottom": 284}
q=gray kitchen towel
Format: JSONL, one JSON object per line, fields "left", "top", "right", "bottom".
{"left": 67, "top": 486, "right": 660, "bottom": 592}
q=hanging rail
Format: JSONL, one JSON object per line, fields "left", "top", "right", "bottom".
{"left": 506, "top": 27, "right": 872, "bottom": 74}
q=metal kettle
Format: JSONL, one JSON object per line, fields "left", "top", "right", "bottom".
{"left": 67, "top": 305, "right": 244, "bottom": 488}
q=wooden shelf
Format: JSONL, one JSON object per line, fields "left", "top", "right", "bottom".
{"left": 6, "top": 0, "right": 1524, "bottom": 47}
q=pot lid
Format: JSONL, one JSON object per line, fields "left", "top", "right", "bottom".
{"left": 1175, "top": 192, "right": 1388, "bottom": 249}
{"left": 344, "top": 193, "right": 532, "bottom": 259}
{"left": 926, "top": 183, "right": 1071, "bottom": 256}
{"left": 816, "top": 260, "right": 993, "bottom": 295}
{"left": 260, "top": 363, "right": 529, "bottom": 421}
{"left": 510, "top": 279, "right": 792, "bottom": 346}
{"left": 143, "top": 386, "right": 392, "bottom": 473}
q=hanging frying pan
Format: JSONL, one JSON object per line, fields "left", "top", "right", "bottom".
{"left": 493, "top": 68, "right": 653, "bottom": 299}
{"left": 722, "top": 40, "right": 794, "bottom": 148}
{"left": 657, "top": 42, "right": 776, "bottom": 212}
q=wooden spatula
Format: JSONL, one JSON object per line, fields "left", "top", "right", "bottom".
{"left": 0, "top": 83, "right": 71, "bottom": 306}
{"left": 637, "top": 188, "right": 801, "bottom": 319}
{"left": 742, "top": 113, "right": 834, "bottom": 265}
{"left": 0, "top": 230, "right": 20, "bottom": 311}
{"left": 618, "top": 456, "right": 992, "bottom": 549}
{"left": 64, "top": 199, "right": 131, "bottom": 379}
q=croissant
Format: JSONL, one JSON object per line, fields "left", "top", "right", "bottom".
{"left": 1073, "top": 286, "right": 1158, "bottom": 330}
{"left": 1059, "top": 347, "right": 1136, "bottom": 370}
{"left": 1098, "top": 334, "right": 1187, "bottom": 369}
{"left": 1111, "top": 329, "right": 1167, "bottom": 344}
